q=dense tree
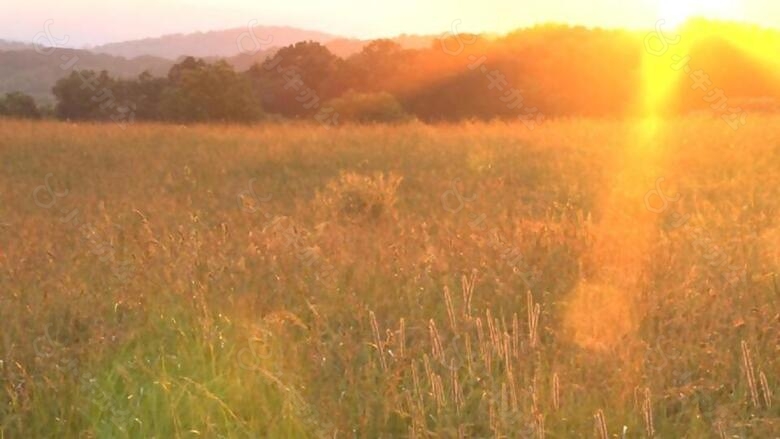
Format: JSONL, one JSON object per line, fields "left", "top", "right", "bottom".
{"left": 167, "top": 57, "right": 207, "bottom": 83}
{"left": 343, "top": 40, "right": 406, "bottom": 93}
{"left": 326, "top": 91, "right": 409, "bottom": 123}
{"left": 35, "top": 21, "right": 780, "bottom": 126}
{"left": 160, "top": 59, "right": 260, "bottom": 122}
{"left": 248, "top": 41, "right": 343, "bottom": 117}
{"left": 129, "top": 71, "right": 170, "bottom": 121}
{"left": 52, "top": 70, "right": 117, "bottom": 120}
{"left": 0, "top": 92, "right": 40, "bottom": 118}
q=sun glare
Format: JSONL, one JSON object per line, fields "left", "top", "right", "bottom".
{"left": 659, "top": 0, "right": 744, "bottom": 28}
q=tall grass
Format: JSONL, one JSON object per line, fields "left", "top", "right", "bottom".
{"left": 0, "top": 117, "right": 777, "bottom": 437}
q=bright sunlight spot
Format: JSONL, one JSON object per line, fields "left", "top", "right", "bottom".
{"left": 659, "top": 0, "right": 744, "bottom": 28}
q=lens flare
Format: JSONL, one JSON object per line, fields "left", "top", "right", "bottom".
{"left": 658, "top": 0, "right": 744, "bottom": 28}
{"left": 563, "top": 16, "right": 779, "bottom": 352}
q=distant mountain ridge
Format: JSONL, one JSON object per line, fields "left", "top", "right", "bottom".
{"left": 0, "top": 25, "right": 434, "bottom": 105}
{"left": 0, "top": 39, "right": 33, "bottom": 51}
{"left": 91, "top": 26, "right": 341, "bottom": 59}
{"left": 0, "top": 48, "right": 173, "bottom": 104}
{"left": 89, "top": 25, "right": 437, "bottom": 60}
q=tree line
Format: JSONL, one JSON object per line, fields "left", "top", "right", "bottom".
{"left": 2, "top": 22, "right": 778, "bottom": 126}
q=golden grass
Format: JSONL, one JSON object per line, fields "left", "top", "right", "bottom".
{"left": 0, "top": 117, "right": 778, "bottom": 437}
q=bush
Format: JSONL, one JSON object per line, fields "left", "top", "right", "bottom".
{"left": 325, "top": 91, "right": 410, "bottom": 123}
{"left": 0, "top": 92, "right": 40, "bottom": 119}
{"left": 316, "top": 172, "right": 403, "bottom": 224}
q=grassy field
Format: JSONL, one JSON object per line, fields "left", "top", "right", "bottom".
{"left": 0, "top": 117, "right": 778, "bottom": 437}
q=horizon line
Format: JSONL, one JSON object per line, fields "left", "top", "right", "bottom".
{"left": 1, "top": 17, "right": 776, "bottom": 51}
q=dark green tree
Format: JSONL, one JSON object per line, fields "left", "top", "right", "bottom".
{"left": 52, "top": 70, "right": 115, "bottom": 120}
{"left": 160, "top": 59, "right": 260, "bottom": 122}
{"left": 0, "top": 92, "right": 40, "bottom": 119}
{"left": 249, "top": 42, "right": 342, "bottom": 117}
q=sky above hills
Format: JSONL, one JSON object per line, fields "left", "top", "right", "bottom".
{"left": 3, "top": 0, "right": 779, "bottom": 47}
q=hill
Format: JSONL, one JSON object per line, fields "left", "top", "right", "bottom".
{"left": 91, "top": 26, "right": 340, "bottom": 59}
{"left": 0, "top": 48, "right": 173, "bottom": 105}
{"left": 0, "top": 39, "right": 33, "bottom": 51}
{"left": 90, "top": 25, "right": 437, "bottom": 60}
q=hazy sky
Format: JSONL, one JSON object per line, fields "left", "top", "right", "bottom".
{"left": 2, "top": 0, "right": 779, "bottom": 47}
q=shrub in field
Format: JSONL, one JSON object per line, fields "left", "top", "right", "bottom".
{"left": 0, "top": 92, "right": 39, "bottom": 119}
{"left": 316, "top": 172, "right": 403, "bottom": 224}
{"left": 326, "top": 91, "right": 410, "bottom": 123}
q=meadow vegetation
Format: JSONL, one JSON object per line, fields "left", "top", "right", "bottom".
{"left": 0, "top": 117, "right": 777, "bottom": 437}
